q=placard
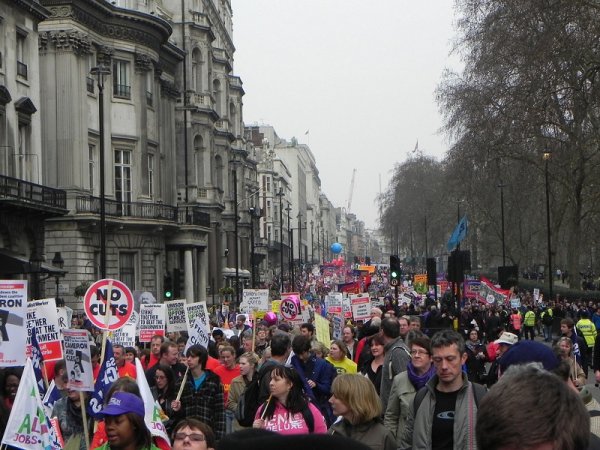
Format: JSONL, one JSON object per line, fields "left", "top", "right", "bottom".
{"left": 63, "top": 329, "right": 94, "bottom": 391}
{"left": 325, "top": 293, "right": 343, "bottom": 315}
{"left": 112, "top": 310, "right": 138, "bottom": 348}
{"left": 165, "top": 300, "right": 187, "bottom": 332}
{"left": 314, "top": 315, "right": 331, "bottom": 348}
{"left": 138, "top": 304, "right": 166, "bottom": 342}
{"left": 0, "top": 281, "right": 27, "bottom": 366}
{"left": 185, "top": 315, "right": 210, "bottom": 352}
{"left": 332, "top": 315, "right": 343, "bottom": 340}
{"left": 84, "top": 279, "right": 134, "bottom": 330}
{"left": 240, "top": 289, "right": 269, "bottom": 313}
{"left": 185, "top": 301, "right": 210, "bottom": 329}
{"left": 27, "top": 298, "right": 63, "bottom": 361}
{"left": 350, "top": 294, "right": 371, "bottom": 321}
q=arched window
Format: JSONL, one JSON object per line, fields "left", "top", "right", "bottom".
{"left": 194, "top": 134, "right": 204, "bottom": 187}
{"left": 192, "top": 48, "right": 202, "bottom": 92}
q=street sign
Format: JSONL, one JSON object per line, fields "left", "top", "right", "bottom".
{"left": 390, "top": 278, "right": 399, "bottom": 287}
{"left": 84, "top": 279, "right": 133, "bottom": 331}
{"left": 280, "top": 298, "right": 299, "bottom": 320}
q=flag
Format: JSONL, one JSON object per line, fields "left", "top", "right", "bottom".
{"left": 42, "top": 380, "right": 62, "bottom": 417}
{"left": 135, "top": 358, "right": 171, "bottom": 448}
{"left": 2, "top": 358, "right": 61, "bottom": 450}
{"left": 88, "top": 339, "right": 119, "bottom": 419}
{"left": 30, "top": 327, "right": 46, "bottom": 398}
{"left": 447, "top": 215, "right": 469, "bottom": 251}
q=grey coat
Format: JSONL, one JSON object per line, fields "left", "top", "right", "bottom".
{"left": 384, "top": 371, "right": 416, "bottom": 447}
{"left": 379, "top": 337, "right": 411, "bottom": 413}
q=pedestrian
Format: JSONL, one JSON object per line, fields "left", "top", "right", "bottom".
{"left": 555, "top": 337, "right": 587, "bottom": 389}
{"left": 326, "top": 340, "right": 357, "bottom": 375}
{"left": 465, "top": 329, "right": 488, "bottom": 383}
{"left": 379, "top": 318, "right": 411, "bottom": 413}
{"left": 150, "top": 365, "right": 177, "bottom": 435}
{"left": 359, "top": 333, "right": 385, "bottom": 395}
{"left": 171, "top": 418, "right": 216, "bottom": 450}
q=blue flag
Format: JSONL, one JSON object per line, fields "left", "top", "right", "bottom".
{"left": 43, "top": 380, "right": 62, "bottom": 415}
{"left": 30, "top": 327, "right": 47, "bottom": 398}
{"left": 88, "top": 339, "right": 119, "bottom": 418}
{"left": 447, "top": 215, "right": 469, "bottom": 251}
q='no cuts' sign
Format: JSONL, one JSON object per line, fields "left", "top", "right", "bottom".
{"left": 84, "top": 279, "right": 133, "bottom": 330}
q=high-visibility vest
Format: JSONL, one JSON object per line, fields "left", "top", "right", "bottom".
{"left": 510, "top": 313, "right": 522, "bottom": 330}
{"left": 524, "top": 311, "right": 536, "bottom": 327}
{"left": 576, "top": 319, "right": 597, "bottom": 347}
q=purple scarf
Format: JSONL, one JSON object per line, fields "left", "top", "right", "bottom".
{"left": 406, "top": 361, "right": 435, "bottom": 390}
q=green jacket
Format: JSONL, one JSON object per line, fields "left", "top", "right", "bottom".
{"left": 384, "top": 371, "right": 417, "bottom": 447}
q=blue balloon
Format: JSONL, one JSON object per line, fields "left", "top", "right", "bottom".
{"left": 330, "top": 243, "right": 343, "bottom": 254}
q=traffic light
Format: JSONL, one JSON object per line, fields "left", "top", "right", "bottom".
{"left": 390, "top": 255, "right": 401, "bottom": 284}
{"left": 164, "top": 274, "right": 173, "bottom": 299}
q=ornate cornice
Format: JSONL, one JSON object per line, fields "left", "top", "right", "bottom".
{"left": 160, "top": 79, "right": 179, "bottom": 100}
{"left": 135, "top": 53, "right": 152, "bottom": 73}
{"left": 96, "top": 45, "right": 114, "bottom": 66}
{"left": 39, "top": 30, "right": 92, "bottom": 55}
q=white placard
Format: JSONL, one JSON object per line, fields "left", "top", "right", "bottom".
{"left": 0, "top": 280, "right": 27, "bottom": 366}
{"left": 112, "top": 310, "right": 138, "bottom": 348}
{"left": 138, "top": 304, "right": 166, "bottom": 342}
{"left": 165, "top": 299, "right": 187, "bottom": 332}
{"left": 185, "top": 301, "right": 210, "bottom": 329}
{"left": 27, "top": 298, "right": 63, "bottom": 361}
{"left": 63, "top": 329, "right": 94, "bottom": 391}
{"left": 185, "top": 315, "right": 211, "bottom": 352}
{"left": 350, "top": 294, "right": 371, "bottom": 320}
{"left": 241, "top": 289, "right": 269, "bottom": 313}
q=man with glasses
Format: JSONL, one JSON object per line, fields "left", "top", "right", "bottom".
{"left": 400, "top": 330, "right": 487, "bottom": 450}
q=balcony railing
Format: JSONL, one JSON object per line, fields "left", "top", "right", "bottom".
{"left": 76, "top": 196, "right": 177, "bottom": 220}
{"left": 86, "top": 77, "right": 95, "bottom": 93}
{"left": 0, "top": 174, "right": 66, "bottom": 209}
{"left": 177, "top": 206, "right": 211, "bottom": 227}
{"left": 17, "top": 61, "right": 27, "bottom": 79}
{"left": 113, "top": 84, "right": 131, "bottom": 99}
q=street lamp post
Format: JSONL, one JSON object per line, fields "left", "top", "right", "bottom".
{"left": 51, "top": 252, "right": 65, "bottom": 306}
{"left": 298, "top": 212, "right": 303, "bottom": 267}
{"left": 286, "top": 204, "right": 293, "bottom": 289}
{"left": 233, "top": 166, "right": 240, "bottom": 307}
{"left": 90, "top": 64, "right": 111, "bottom": 279}
{"left": 543, "top": 150, "right": 553, "bottom": 299}
{"left": 249, "top": 207, "right": 256, "bottom": 288}
{"left": 277, "top": 188, "right": 284, "bottom": 292}
{"left": 498, "top": 183, "right": 507, "bottom": 266}
{"left": 310, "top": 220, "right": 314, "bottom": 264}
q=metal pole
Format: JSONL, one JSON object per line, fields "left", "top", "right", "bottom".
{"left": 278, "top": 189, "right": 284, "bottom": 292}
{"left": 250, "top": 209, "right": 256, "bottom": 288}
{"left": 233, "top": 168, "right": 239, "bottom": 307}
{"left": 311, "top": 221, "right": 314, "bottom": 264}
{"left": 298, "top": 213, "right": 302, "bottom": 267}
{"left": 544, "top": 153, "right": 553, "bottom": 299}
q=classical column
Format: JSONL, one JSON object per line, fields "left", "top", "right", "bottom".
{"left": 184, "top": 248, "right": 194, "bottom": 303}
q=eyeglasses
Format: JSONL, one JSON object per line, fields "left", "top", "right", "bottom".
{"left": 410, "top": 349, "right": 430, "bottom": 357}
{"left": 155, "top": 375, "right": 166, "bottom": 380}
{"left": 174, "top": 433, "right": 206, "bottom": 442}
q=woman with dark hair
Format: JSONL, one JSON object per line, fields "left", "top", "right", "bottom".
{"left": 383, "top": 336, "right": 435, "bottom": 447}
{"left": 93, "top": 392, "right": 157, "bottom": 450}
{"left": 328, "top": 374, "right": 395, "bottom": 450}
{"left": 172, "top": 418, "right": 216, "bottom": 450}
{"left": 0, "top": 367, "right": 23, "bottom": 438}
{"left": 359, "top": 333, "right": 385, "bottom": 394}
{"left": 150, "top": 365, "right": 177, "bottom": 434}
{"left": 252, "top": 366, "right": 327, "bottom": 435}
{"left": 465, "top": 328, "right": 488, "bottom": 383}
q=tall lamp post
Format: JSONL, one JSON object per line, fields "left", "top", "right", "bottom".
{"left": 310, "top": 220, "right": 314, "bottom": 264}
{"left": 286, "top": 204, "right": 294, "bottom": 289}
{"left": 51, "top": 252, "right": 65, "bottom": 306}
{"left": 543, "top": 150, "right": 553, "bottom": 300}
{"left": 277, "top": 188, "right": 285, "bottom": 292}
{"left": 232, "top": 164, "right": 240, "bottom": 307}
{"left": 249, "top": 207, "right": 256, "bottom": 288}
{"left": 498, "top": 183, "right": 507, "bottom": 266}
{"left": 298, "top": 212, "right": 303, "bottom": 267}
{"left": 90, "top": 64, "right": 111, "bottom": 279}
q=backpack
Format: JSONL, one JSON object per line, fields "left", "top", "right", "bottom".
{"left": 235, "top": 366, "right": 268, "bottom": 427}
{"left": 412, "top": 382, "right": 487, "bottom": 416}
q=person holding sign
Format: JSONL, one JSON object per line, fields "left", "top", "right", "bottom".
{"left": 171, "top": 345, "right": 226, "bottom": 440}
{"left": 52, "top": 389, "right": 93, "bottom": 450}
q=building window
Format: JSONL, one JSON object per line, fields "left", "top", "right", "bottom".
{"left": 266, "top": 200, "right": 271, "bottom": 217}
{"left": 17, "top": 122, "right": 30, "bottom": 181}
{"left": 147, "top": 152, "right": 154, "bottom": 199}
{"left": 266, "top": 177, "right": 271, "bottom": 193}
{"left": 88, "top": 144, "right": 96, "bottom": 195}
{"left": 274, "top": 229, "right": 279, "bottom": 242}
{"left": 119, "top": 252, "right": 136, "bottom": 291}
{"left": 112, "top": 60, "right": 131, "bottom": 99}
{"left": 114, "top": 148, "right": 132, "bottom": 214}
{"left": 16, "top": 32, "right": 27, "bottom": 79}
{"left": 146, "top": 72, "right": 153, "bottom": 106}
{"left": 267, "top": 225, "right": 272, "bottom": 242}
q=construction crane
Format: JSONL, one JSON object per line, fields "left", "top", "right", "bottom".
{"left": 347, "top": 168, "right": 357, "bottom": 213}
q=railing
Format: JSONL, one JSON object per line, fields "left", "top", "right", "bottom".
{"left": 215, "top": 119, "right": 229, "bottom": 131}
{"left": 113, "top": 84, "right": 131, "bottom": 99}
{"left": 0, "top": 174, "right": 66, "bottom": 209}
{"left": 75, "top": 195, "right": 177, "bottom": 220}
{"left": 17, "top": 61, "right": 27, "bottom": 79}
{"left": 146, "top": 91, "right": 153, "bottom": 107}
{"left": 177, "top": 206, "right": 211, "bottom": 227}
{"left": 86, "top": 77, "right": 95, "bottom": 93}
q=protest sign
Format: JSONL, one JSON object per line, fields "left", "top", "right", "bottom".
{"left": 332, "top": 315, "right": 343, "bottom": 340}
{"left": 62, "top": 329, "right": 94, "bottom": 391}
{"left": 165, "top": 299, "right": 187, "bottom": 332}
{"left": 342, "top": 296, "right": 352, "bottom": 319}
{"left": 56, "top": 306, "right": 73, "bottom": 330}
{"left": 111, "top": 310, "right": 138, "bottom": 348}
{"left": 0, "top": 280, "right": 27, "bottom": 366}
{"left": 240, "top": 289, "right": 269, "bottom": 313}
{"left": 138, "top": 304, "right": 166, "bottom": 342}
{"left": 185, "top": 315, "right": 211, "bottom": 352}
{"left": 185, "top": 301, "right": 210, "bottom": 329}
{"left": 27, "top": 298, "right": 63, "bottom": 361}
{"left": 84, "top": 278, "right": 133, "bottom": 330}
{"left": 2, "top": 358, "right": 60, "bottom": 450}
{"left": 314, "top": 315, "right": 331, "bottom": 349}
{"left": 325, "top": 293, "right": 342, "bottom": 315}
{"left": 350, "top": 294, "right": 371, "bottom": 321}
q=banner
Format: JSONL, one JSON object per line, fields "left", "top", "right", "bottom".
{"left": 112, "top": 310, "right": 138, "bottom": 348}
{"left": 134, "top": 359, "right": 171, "bottom": 447}
{"left": 138, "top": 304, "right": 166, "bottom": 342}
{"left": 62, "top": 329, "right": 94, "bottom": 391}
{"left": 2, "top": 358, "right": 60, "bottom": 450}
{"left": 88, "top": 339, "right": 119, "bottom": 419}
{"left": 475, "top": 277, "right": 510, "bottom": 305}
{"left": 350, "top": 294, "right": 371, "bottom": 321}
{"left": 27, "top": 298, "right": 63, "bottom": 361}
{"left": 165, "top": 300, "right": 187, "bottom": 332}
{"left": 0, "top": 280, "right": 27, "bottom": 366}
{"left": 184, "top": 301, "right": 210, "bottom": 330}
{"left": 240, "top": 289, "right": 269, "bottom": 313}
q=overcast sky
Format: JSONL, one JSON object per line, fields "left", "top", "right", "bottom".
{"left": 231, "top": 1, "right": 461, "bottom": 229}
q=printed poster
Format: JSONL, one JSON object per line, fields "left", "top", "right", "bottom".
{"left": 27, "top": 298, "right": 63, "bottom": 361}
{"left": 62, "top": 329, "right": 94, "bottom": 391}
{"left": 185, "top": 301, "right": 210, "bottom": 329}
{"left": 0, "top": 281, "right": 27, "bottom": 366}
{"left": 165, "top": 300, "right": 187, "bottom": 332}
{"left": 138, "top": 304, "right": 166, "bottom": 342}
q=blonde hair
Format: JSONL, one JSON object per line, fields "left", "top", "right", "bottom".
{"left": 239, "top": 352, "right": 259, "bottom": 367}
{"left": 331, "top": 374, "right": 381, "bottom": 425}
